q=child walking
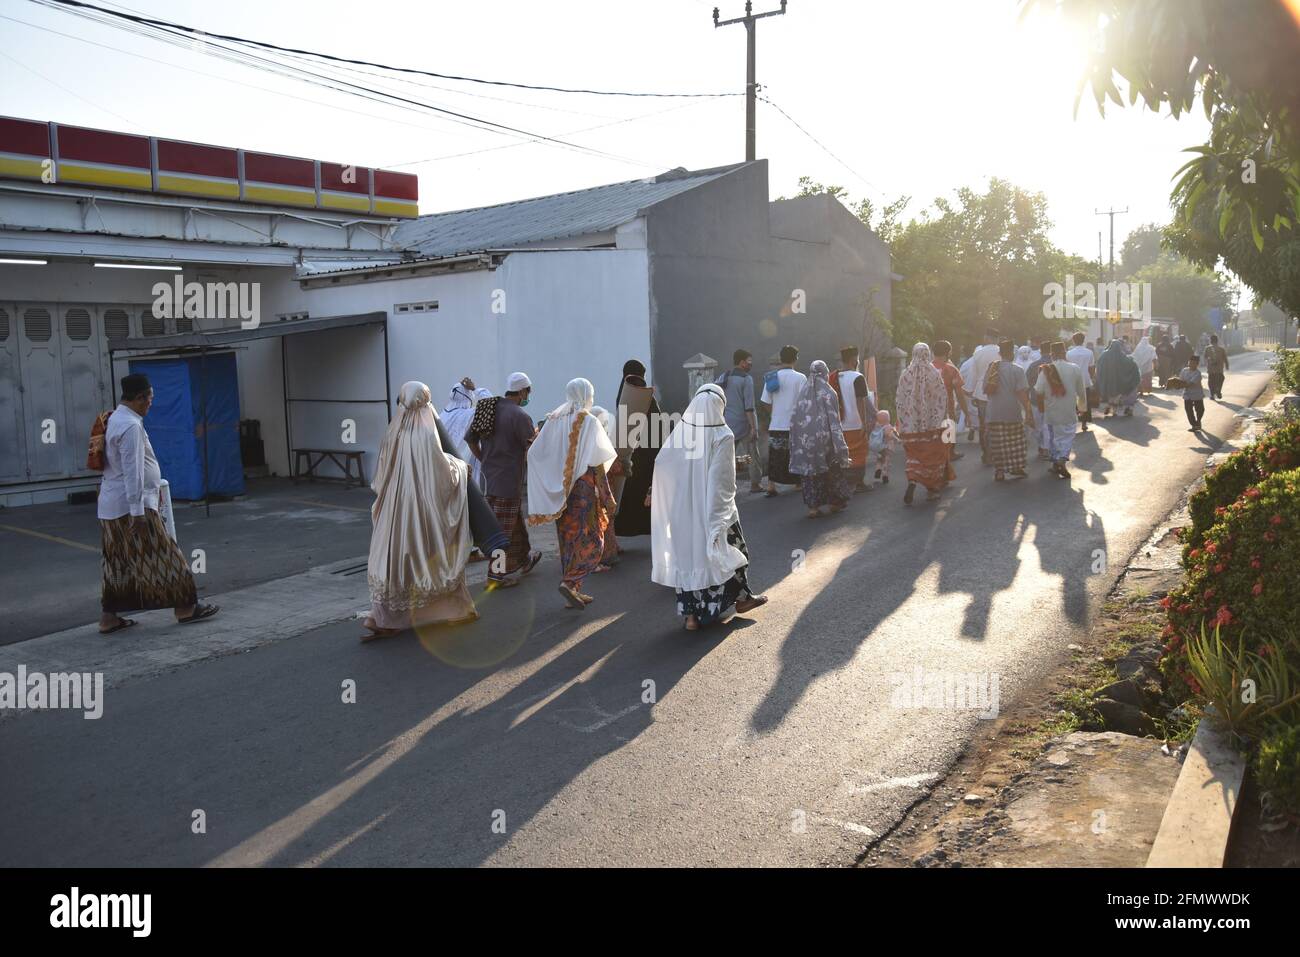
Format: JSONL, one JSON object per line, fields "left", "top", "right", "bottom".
{"left": 1179, "top": 354, "right": 1206, "bottom": 432}
{"left": 870, "top": 410, "right": 898, "bottom": 485}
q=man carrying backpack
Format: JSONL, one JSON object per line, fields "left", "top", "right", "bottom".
{"left": 716, "top": 349, "right": 763, "bottom": 493}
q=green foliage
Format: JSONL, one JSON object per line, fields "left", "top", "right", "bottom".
{"left": 1183, "top": 417, "right": 1300, "bottom": 554}
{"left": 1255, "top": 724, "right": 1300, "bottom": 816}
{"left": 1176, "top": 623, "right": 1300, "bottom": 742}
{"left": 1275, "top": 346, "right": 1300, "bottom": 395}
{"left": 1120, "top": 222, "right": 1165, "bottom": 274}
{"left": 1164, "top": 469, "right": 1300, "bottom": 689}
{"left": 1128, "top": 252, "right": 1234, "bottom": 341}
{"left": 1034, "top": 0, "right": 1300, "bottom": 318}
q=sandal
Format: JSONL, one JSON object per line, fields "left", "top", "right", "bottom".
{"left": 558, "top": 584, "right": 586, "bottom": 609}
{"left": 578, "top": 592, "right": 595, "bottom": 604}
{"left": 684, "top": 615, "right": 699, "bottom": 631}
{"left": 592, "top": 563, "right": 613, "bottom": 573}
{"left": 99, "top": 617, "right": 137, "bottom": 635}
{"left": 764, "top": 488, "right": 779, "bottom": 498}
{"left": 521, "top": 550, "right": 543, "bottom": 576}
{"left": 735, "top": 594, "right": 769, "bottom": 614}
{"left": 177, "top": 603, "right": 219, "bottom": 625}
{"left": 994, "top": 470, "right": 1005, "bottom": 482}
{"left": 484, "top": 576, "right": 520, "bottom": 590}
{"left": 807, "top": 509, "right": 821, "bottom": 519}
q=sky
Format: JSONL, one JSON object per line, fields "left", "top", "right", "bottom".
{"left": 0, "top": 0, "right": 1215, "bottom": 268}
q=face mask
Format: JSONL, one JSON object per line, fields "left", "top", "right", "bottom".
{"left": 520, "top": 397, "right": 530, "bottom": 407}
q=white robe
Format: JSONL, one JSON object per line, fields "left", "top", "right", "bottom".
{"left": 651, "top": 386, "right": 747, "bottom": 592}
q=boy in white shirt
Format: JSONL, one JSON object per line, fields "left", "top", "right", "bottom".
{"left": 759, "top": 344, "right": 808, "bottom": 496}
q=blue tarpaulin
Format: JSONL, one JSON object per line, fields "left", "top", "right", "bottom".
{"left": 129, "top": 353, "right": 245, "bottom": 500}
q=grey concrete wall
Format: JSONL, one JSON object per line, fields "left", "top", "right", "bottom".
{"left": 645, "top": 161, "right": 893, "bottom": 411}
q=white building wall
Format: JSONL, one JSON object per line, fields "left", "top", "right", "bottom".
{"left": 242, "top": 248, "right": 651, "bottom": 478}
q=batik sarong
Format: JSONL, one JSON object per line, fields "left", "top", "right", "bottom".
{"left": 556, "top": 467, "right": 613, "bottom": 590}
{"left": 675, "top": 521, "right": 754, "bottom": 626}
{"left": 101, "top": 510, "right": 198, "bottom": 613}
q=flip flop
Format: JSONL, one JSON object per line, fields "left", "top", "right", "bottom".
{"left": 521, "top": 550, "right": 543, "bottom": 576}
{"left": 177, "top": 603, "right": 219, "bottom": 625}
{"left": 99, "top": 617, "right": 137, "bottom": 635}
{"left": 485, "top": 576, "right": 520, "bottom": 590}
{"left": 558, "top": 584, "right": 586, "bottom": 609}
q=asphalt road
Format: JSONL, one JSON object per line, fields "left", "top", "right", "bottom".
{"left": 0, "top": 351, "right": 1275, "bottom": 866}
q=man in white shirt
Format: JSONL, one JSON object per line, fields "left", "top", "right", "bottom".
{"left": 98, "top": 373, "right": 217, "bottom": 633}
{"left": 1033, "top": 341, "right": 1089, "bottom": 480}
{"left": 1066, "top": 332, "right": 1097, "bottom": 432}
{"left": 967, "top": 328, "right": 1002, "bottom": 464}
{"left": 830, "top": 345, "right": 877, "bottom": 491}
{"left": 759, "top": 344, "right": 808, "bottom": 496}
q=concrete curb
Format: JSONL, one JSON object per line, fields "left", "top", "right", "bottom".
{"left": 1146, "top": 715, "right": 1246, "bottom": 868}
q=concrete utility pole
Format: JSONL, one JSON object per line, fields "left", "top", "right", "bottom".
{"left": 713, "top": 1, "right": 788, "bottom": 162}
{"left": 1095, "top": 206, "right": 1127, "bottom": 344}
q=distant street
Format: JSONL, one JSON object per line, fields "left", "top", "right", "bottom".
{"left": 0, "top": 350, "right": 1275, "bottom": 867}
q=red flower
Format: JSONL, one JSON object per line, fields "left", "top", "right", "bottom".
{"left": 1179, "top": 603, "right": 1193, "bottom": 613}
{"left": 1159, "top": 595, "right": 1172, "bottom": 608}
{"left": 1189, "top": 548, "right": 1203, "bottom": 561}
{"left": 1213, "top": 563, "right": 1227, "bottom": 573}
{"left": 1206, "top": 543, "right": 1218, "bottom": 554}
{"left": 1214, "top": 605, "right": 1234, "bottom": 627}
{"left": 1245, "top": 487, "right": 1262, "bottom": 500}
{"left": 1270, "top": 514, "right": 1283, "bottom": 526}
{"left": 1251, "top": 556, "right": 1263, "bottom": 570}
{"left": 1215, "top": 506, "right": 1227, "bottom": 517}
{"left": 1185, "top": 675, "right": 1203, "bottom": 694}
{"left": 1264, "top": 531, "right": 1277, "bottom": 543}
{"left": 1252, "top": 581, "right": 1264, "bottom": 596}
{"left": 1204, "top": 587, "right": 1216, "bottom": 600}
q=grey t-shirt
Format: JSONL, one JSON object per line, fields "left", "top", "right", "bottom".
{"left": 1180, "top": 367, "right": 1205, "bottom": 401}
{"left": 985, "top": 361, "right": 1029, "bottom": 423}
{"left": 474, "top": 399, "right": 535, "bottom": 498}
{"left": 715, "top": 367, "right": 756, "bottom": 440}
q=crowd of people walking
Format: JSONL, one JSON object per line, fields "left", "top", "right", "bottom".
{"left": 87, "top": 325, "right": 1235, "bottom": 642}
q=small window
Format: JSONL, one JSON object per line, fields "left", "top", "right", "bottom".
{"left": 142, "top": 311, "right": 166, "bottom": 337}
{"left": 24, "top": 308, "right": 52, "bottom": 342}
{"left": 0, "top": 308, "right": 9, "bottom": 341}
{"left": 104, "top": 309, "right": 130, "bottom": 340}
{"left": 65, "top": 308, "right": 92, "bottom": 340}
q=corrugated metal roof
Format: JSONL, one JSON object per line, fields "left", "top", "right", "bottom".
{"left": 392, "top": 163, "right": 747, "bottom": 259}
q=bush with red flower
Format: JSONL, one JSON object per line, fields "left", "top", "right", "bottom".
{"left": 1164, "top": 467, "right": 1300, "bottom": 692}
{"left": 1183, "top": 417, "right": 1300, "bottom": 558}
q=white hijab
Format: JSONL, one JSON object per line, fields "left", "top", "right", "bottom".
{"left": 442, "top": 383, "right": 492, "bottom": 482}
{"left": 1133, "top": 336, "right": 1157, "bottom": 374}
{"left": 526, "top": 378, "right": 617, "bottom": 524}
{"left": 650, "top": 383, "right": 747, "bottom": 592}
{"left": 368, "top": 381, "right": 472, "bottom": 608}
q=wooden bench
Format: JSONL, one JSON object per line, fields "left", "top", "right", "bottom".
{"left": 292, "top": 448, "right": 366, "bottom": 488}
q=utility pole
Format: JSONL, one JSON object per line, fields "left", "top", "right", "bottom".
{"left": 714, "top": 1, "right": 788, "bottom": 162}
{"left": 1095, "top": 206, "right": 1127, "bottom": 344}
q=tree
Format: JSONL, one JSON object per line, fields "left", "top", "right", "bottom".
{"left": 1035, "top": 0, "right": 1300, "bottom": 317}
{"left": 1129, "top": 252, "right": 1234, "bottom": 341}
{"left": 1119, "top": 222, "right": 1164, "bottom": 274}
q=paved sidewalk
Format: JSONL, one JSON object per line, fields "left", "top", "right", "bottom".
{"left": 0, "top": 523, "right": 560, "bottom": 715}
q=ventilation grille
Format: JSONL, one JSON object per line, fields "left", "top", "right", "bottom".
{"left": 65, "top": 308, "right": 92, "bottom": 341}
{"left": 24, "top": 308, "right": 52, "bottom": 342}
{"left": 0, "top": 308, "right": 8, "bottom": 342}
{"left": 393, "top": 300, "right": 438, "bottom": 314}
{"left": 104, "top": 308, "right": 130, "bottom": 340}
{"left": 175, "top": 314, "right": 193, "bottom": 333}
{"left": 141, "top": 311, "right": 166, "bottom": 337}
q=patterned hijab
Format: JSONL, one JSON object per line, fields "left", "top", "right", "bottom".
{"left": 789, "top": 360, "right": 850, "bottom": 475}
{"left": 896, "top": 343, "right": 947, "bottom": 434}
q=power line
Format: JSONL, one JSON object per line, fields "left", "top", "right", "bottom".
{"left": 29, "top": 0, "right": 669, "bottom": 169}
{"left": 36, "top": 0, "right": 745, "bottom": 99}
{"left": 758, "top": 94, "right": 884, "bottom": 199}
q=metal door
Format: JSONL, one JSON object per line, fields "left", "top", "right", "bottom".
{"left": 0, "top": 304, "right": 27, "bottom": 484}
{"left": 17, "top": 304, "right": 66, "bottom": 480}
{"left": 60, "top": 304, "right": 108, "bottom": 478}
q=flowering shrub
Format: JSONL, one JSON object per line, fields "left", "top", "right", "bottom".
{"left": 1183, "top": 417, "right": 1300, "bottom": 556}
{"left": 1164, "top": 467, "right": 1300, "bottom": 691}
